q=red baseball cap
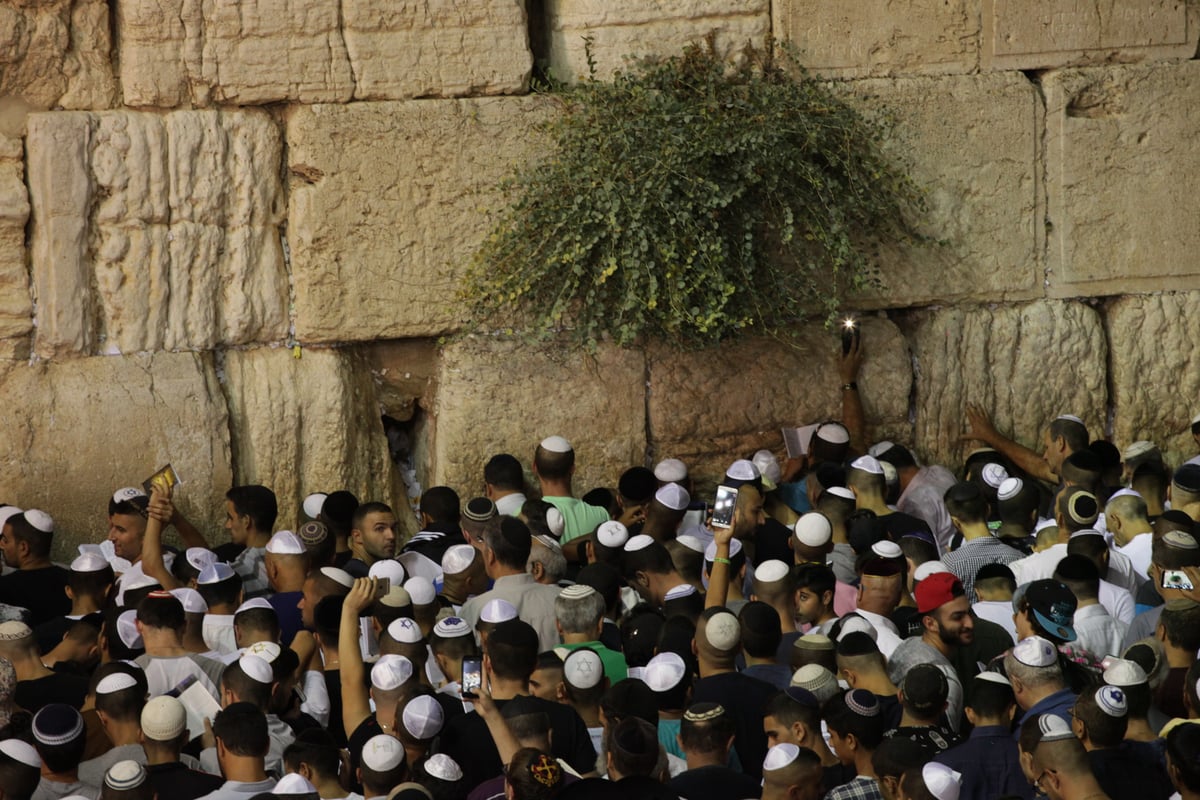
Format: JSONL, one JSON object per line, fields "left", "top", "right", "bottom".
{"left": 915, "top": 572, "right": 964, "bottom": 614}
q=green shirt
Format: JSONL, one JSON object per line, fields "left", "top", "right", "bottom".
{"left": 558, "top": 640, "right": 629, "bottom": 684}
{"left": 543, "top": 496, "right": 610, "bottom": 543}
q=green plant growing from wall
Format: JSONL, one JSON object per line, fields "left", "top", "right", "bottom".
{"left": 462, "top": 40, "right": 930, "bottom": 349}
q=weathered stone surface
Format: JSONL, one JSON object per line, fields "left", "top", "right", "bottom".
{"left": 984, "top": 0, "right": 1196, "bottom": 70}
{"left": 287, "top": 97, "right": 548, "bottom": 343}
{"left": 543, "top": 0, "right": 770, "bottom": 82}
{"left": 773, "top": 0, "right": 978, "bottom": 77}
{"left": 1044, "top": 62, "right": 1200, "bottom": 296}
{"left": 221, "top": 347, "right": 400, "bottom": 535}
{"left": 0, "top": 132, "right": 30, "bottom": 360}
{"left": 365, "top": 340, "right": 440, "bottom": 422}
{"left": 910, "top": 301, "right": 1107, "bottom": 470}
{"left": 0, "top": 352, "right": 232, "bottom": 560}
{"left": 648, "top": 317, "right": 912, "bottom": 490}
{"left": 1107, "top": 293, "right": 1200, "bottom": 467}
{"left": 119, "top": 0, "right": 531, "bottom": 107}
{"left": 433, "top": 338, "right": 646, "bottom": 497}
{"left": 834, "top": 72, "right": 1043, "bottom": 309}
{"left": 26, "top": 109, "right": 288, "bottom": 358}
{"left": 0, "top": 0, "right": 117, "bottom": 110}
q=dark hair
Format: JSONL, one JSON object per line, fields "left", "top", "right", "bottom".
{"left": 352, "top": 501, "right": 396, "bottom": 531}
{"left": 619, "top": 608, "right": 664, "bottom": 669}
{"left": 483, "top": 516, "right": 532, "bottom": 571}
{"left": 606, "top": 717, "right": 659, "bottom": 778}
{"left": 739, "top": 601, "right": 782, "bottom": 659}
{"left": 1121, "top": 680, "right": 1151, "bottom": 719}
{"left": 321, "top": 491, "right": 359, "bottom": 537}
{"left": 1049, "top": 417, "right": 1089, "bottom": 453}
{"left": 222, "top": 658, "right": 273, "bottom": 709}
{"left": 622, "top": 539, "right": 675, "bottom": 582}
{"left": 69, "top": 563, "right": 115, "bottom": 599}
{"left": 92, "top": 664, "right": 148, "bottom": 723}
{"left": 1161, "top": 604, "right": 1200, "bottom": 653}
{"left": 679, "top": 703, "right": 735, "bottom": 755}
{"left": 600, "top": 680, "right": 657, "bottom": 727}
{"left": 943, "top": 482, "right": 987, "bottom": 525}
{"left": 506, "top": 748, "right": 563, "bottom": 800}
{"left": 967, "top": 678, "right": 1015, "bottom": 719}
{"left": 312, "top": 595, "right": 344, "bottom": 643}
{"left": 576, "top": 563, "right": 622, "bottom": 611}
{"left": 487, "top": 620, "right": 539, "bottom": 681}
{"left": 824, "top": 691, "right": 885, "bottom": 750}
{"left": 7, "top": 514, "right": 53, "bottom": 560}
{"left": 485, "top": 454, "right": 525, "bottom": 492}
{"left": 197, "top": 573, "right": 243, "bottom": 610}
{"left": 1053, "top": 554, "right": 1100, "bottom": 602}
{"left": 1167, "top": 720, "right": 1200, "bottom": 792}
{"left": 100, "top": 608, "right": 144, "bottom": 662}
{"left": 793, "top": 562, "right": 836, "bottom": 600}
{"left": 765, "top": 690, "right": 821, "bottom": 733}
{"left": 419, "top": 488, "right": 460, "bottom": 525}
{"left": 846, "top": 510, "right": 885, "bottom": 556}
{"left": 581, "top": 488, "right": 621, "bottom": 519}
{"left": 899, "top": 768, "right": 940, "bottom": 800}
{"left": 878, "top": 445, "right": 917, "bottom": 471}
{"left": 1072, "top": 689, "right": 1126, "bottom": 748}
{"left": 503, "top": 697, "right": 553, "bottom": 742}
{"left": 431, "top": 627, "right": 480, "bottom": 662}
{"left": 137, "top": 593, "right": 185, "bottom": 632}
{"left": 32, "top": 706, "right": 87, "bottom": 773}
{"left": 998, "top": 480, "right": 1042, "bottom": 526}
{"left": 0, "top": 753, "right": 39, "bottom": 800}
{"left": 1061, "top": 451, "right": 1102, "bottom": 492}
{"left": 213, "top": 702, "right": 269, "bottom": 757}
{"left": 871, "top": 736, "right": 928, "bottom": 782}
{"left": 816, "top": 488, "right": 856, "bottom": 524}
{"left": 534, "top": 445, "right": 574, "bottom": 481}
{"left": 226, "top": 485, "right": 278, "bottom": 533}
{"left": 235, "top": 606, "right": 280, "bottom": 642}
{"left": 283, "top": 729, "right": 342, "bottom": 781}
{"left": 898, "top": 535, "right": 939, "bottom": 569}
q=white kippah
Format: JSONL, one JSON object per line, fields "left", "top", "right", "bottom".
{"left": 97, "top": 672, "right": 138, "bottom": 695}
{"left": 404, "top": 576, "right": 436, "bottom": 605}
{"left": 540, "top": 435, "right": 573, "bottom": 454}
{"left": 881, "top": 461, "right": 898, "bottom": 485}
{"left": 24, "top": 509, "right": 54, "bottom": 533}
{"left": 113, "top": 487, "right": 148, "bottom": 504}
{"left": 654, "top": 458, "right": 688, "bottom": 483}
{"left": 624, "top": 534, "right": 655, "bottom": 552}
{"left": 265, "top": 530, "right": 305, "bottom": 555}
{"left": 725, "top": 459, "right": 760, "bottom": 481}
{"left": 997, "top": 477, "right": 1023, "bottom": 502}
{"left": 704, "top": 612, "right": 740, "bottom": 651}
{"left": 320, "top": 566, "right": 354, "bottom": 589}
{"left": 868, "top": 441, "right": 895, "bottom": 458}
{"left": 122, "top": 572, "right": 159, "bottom": 592}
{"left": 981, "top": 463, "right": 1009, "bottom": 490}
{"left": 752, "top": 450, "right": 782, "bottom": 485}
{"left": 238, "top": 654, "right": 273, "bottom": 684}
{"left": 850, "top": 455, "right": 883, "bottom": 475}
{"left": 360, "top": 734, "right": 405, "bottom": 771}
{"left": 763, "top": 742, "right": 801, "bottom": 772}
{"left": 0, "top": 738, "right": 40, "bottom": 768}
{"left": 236, "top": 598, "right": 274, "bottom": 614}
{"left": 245, "top": 641, "right": 282, "bottom": 662}
{"left": 1013, "top": 636, "right": 1057, "bottom": 668}
{"left": 424, "top": 753, "right": 464, "bottom": 782}
{"left": 104, "top": 760, "right": 145, "bottom": 790}
{"left": 433, "top": 617, "right": 472, "bottom": 639}
{"left": 563, "top": 648, "right": 604, "bottom": 689}
{"left": 481, "top": 598, "right": 517, "bottom": 624}
{"left": 794, "top": 513, "right": 832, "bottom": 547}
{"left": 401, "top": 695, "right": 445, "bottom": 740}
{"left": 545, "top": 506, "right": 565, "bottom": 538}
{"left": 371, "top": 655, "right": 414, "bottom": 691}
{"left": 116, "top": 610, "right": 142, "bottom": 649}
{"left": 816, "top": 423, "right": 850, "bottom": 445}
{"left": 913, "top": 561, "right": 951, "bottom": 583}
{"left": 1095, "top": 685, "right": 1128, "bottom": 717}
{"left": 533, "top": 534, "right": 562, "bottom": 553}
{"left": 302, "top": 493, "right": 327, "bottom": 519}
{"left": 974, "top": 672, "right": 1012, "bottom": 687}
{"left": 755, "top": 560, "right": 790, "bottom": 583}
{"left": 186, "top": 548, "right": 217, "bottom": 572}
{"left": 198, "top": 563, "right": 235, "bottom": 585}
{"left": 140, "top": 696, "right": 187, "bottom": 741}
{"left": 1123, "top": 441, "right": 1156, "bottom": 460}
{"left": 837, "top": 615, "right": 877, "bottom": 642}
{"left": 0, "top": 621, "right": 31, "bottom": 641}
{"left": 643, "top": 652, "right": 687, "bottom": 692}
{"left": 369, "top": 559, "right": 407, "bottom": 583}
{"left": 655, "top": 483, "right": 690, "bottom": 511}
{"left": 597, "top": 520, "right": 629, "bottom": 549}
{"left": 1056, "top": 414, "right": 1085, "bottom": 425}
{"left": 871, "top": 540, "right": 902, "bottom": 559}
{"left": 169, "top": 588, "right": 208, "bottom": 614}
{"left": 560, "top": 584, "right": 597, "bottom": 601}
{"left": 274, "top": 773, "right": 318, "bottom": 795}
{"left": 0, "top": 506, "right": 22, "bottom": 529}
{"left": 71, "top": 552, "right": 110, "bottom": 573}
{"left": 387, "top": 617, "right": 423, "bottom": 644}
{"left": 663, "top": 584, "right": 696, "bottom": 601}
{"left": 1068, "top": 528, "right": 1104, "bottom": 540}
{"left": 1107, "top": 488, "right": 1143, "bottom": 504}
{"left": 828, "top": 486, "right": 855, "bottom": 500}
{"left": 1038, "top": 714, "right": 1075, "bottom": 741}
{"left": 922, "top": 762, "right": 962, "bottom": 800}
{"left": 1102, "top": 658, "right": 1147, "bottom": 687}
{"left": 676, "top": 534, "right": 706, "bottom": 553}
{"left": 704, "top": 537, "right": 742, "bottom": 561}
{"left": 441, "top": 545, "right": 476, "bottom": 576}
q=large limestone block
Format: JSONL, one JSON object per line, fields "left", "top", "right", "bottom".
{"left": 287, "top": 97, "right": 548, "bottom": 343}
{"left": 222, "top": 347, "right": 399, "bottom": 534}
{"left": 119, "top": 0, "right": 530, "bottom": 107}
{"left": 0, "top": 133, "right": 30, "bottom": 359}
{"left": 773, "top": 0, "right": 978, "bottom": 77}
{"left": 1044, "top": 62, "right": 1200, "bottom": 296}
{"left": 647, "top": 317, "right": 912, "bottom": 490}
{"left": 1107, "top": 293, "right": 1200, "bottom": 467}
{"left": 0, "top": 352, "right": 232, "bottom": 560}
{"left": 0, "top": 0, "right": 117, "bottom": 110}
{"left": 543, "top": 0, "right": 770, "bottom": 82}
{"left": 984, "top": 0, "right": 1197, "bottom": 70}
{"left": 26, "top": 109, "right": 288, "bottom": 358}
{"left": 365, "top": 340, "right": 440, "bottom": 422}
{"left": 433, "top": 338, "right": 646, "bottom": 497}
{"left": 835, "top": 72, "right": 1043, "bottom": 309}
{"left": 911, "top": 301, "right": 1107, "bottom": 470}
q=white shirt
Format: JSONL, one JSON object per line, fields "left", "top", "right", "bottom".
{"left": 973, "top": 600, "right": 1017, "bottom": 643}
{"left": 495, "top": 493, "right": 527, "bottom": 516}
{"left": 196, "top": 779, "right": 277, "bottom": 800}
{"left": 1098, "top": 579, "right": 1135, "bottom": 625}
{"left": 1115, "top": 533, "right": 1153, "bottom": 580}
{"left": 853, "top": 608, "right": 904, "bottom": 659}
{"left": 1072, "top": 603, "right": 1128, "bottom": 659}
{"left": 1010, "top": 543, "right": 1068, "bottom": 585}
{"left": 202, "top": 614, "right": 237, "bottom": 654}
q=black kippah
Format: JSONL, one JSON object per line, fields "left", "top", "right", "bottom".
{"left": 1174, "top": 464, "right": 1200, "bottom": 494}
{"left": 499, "top": 516, "right": 532, "bottom": 549}
{"left": 618, "top": 467, "right": 657, "bottom": 503}
{"left": 836, "top": 631, "right": 880, "bottom": 657}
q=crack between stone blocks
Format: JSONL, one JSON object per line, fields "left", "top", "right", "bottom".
{"left": 642, "top": 347, "right": 654, "bottom": 469}
{"left": 1021, "top": 69, "right": 1052, "bottom": 295}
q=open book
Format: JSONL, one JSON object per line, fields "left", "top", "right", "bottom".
{"left": 781, "top": 424, "right": 822, "bottom": 459}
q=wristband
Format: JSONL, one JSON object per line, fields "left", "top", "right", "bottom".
{"left": 714, "top": 557, "right": 732, "bottom": 566}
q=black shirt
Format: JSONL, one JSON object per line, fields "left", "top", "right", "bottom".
{"left": 670, "top": 764, "right": 762, "bottom": 800}
{"left": 145, "top": 761, "right": 224, "bottom": 800}
{"left": 0, "top": 566, "right": 70, "bottom": 626}
{"left": 755, "top": 519, "right": 795, "bottom": 566}
{"left": 401, "top": 521, "right": 462, "bottom": 565}
{"left": 1089, "top": 741, "right": 1173, "bottom": 800}
{"left": 691, "top": 672, "right": 776, "bottom": 779}
{"left": 15, "top": 671, "right": 89, "bottom": 712}
{"left": 324, "top": 669, "right": 347, "bottom": 746}
{"left": 885, "top": 724, "right": 961, "bottom": 757}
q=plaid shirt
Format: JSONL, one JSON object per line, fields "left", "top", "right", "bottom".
{"left": 231, "top": 545, "right": 269, "bottom": 598}
{"left": 825, "top": 775, "right": 884, "bottom": 800}
{"left": 942, "top": 535, "right": 1022, "bottom": 601}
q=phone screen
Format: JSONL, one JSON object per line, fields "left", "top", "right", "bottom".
{"left": 841, "top": 321, "right": 860, "bottom": 354}
{"left": 1162, "top": 569, "right": 1195, "bottom": 592}
{"left": 461, "top": 657, "right": 482, "bottom": 698}
{"left": 711, "top": 485, "right": 738, "bottom": 529}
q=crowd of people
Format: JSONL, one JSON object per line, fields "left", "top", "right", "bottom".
{"left": 1, "top": 346, "right": 1200, "bottom": 800}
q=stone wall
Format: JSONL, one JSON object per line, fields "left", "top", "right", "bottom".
{"left": 2, "top": 0, "right": 1200, "bottom": 558}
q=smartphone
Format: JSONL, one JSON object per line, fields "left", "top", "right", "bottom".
{"left": 373, "top": 577, "right": 391, "bottom": 599}
{"left": 711, "top": 485, "right": 738, "bottom": 529}
{"left": 461, "top": 656, "right": 483, "bottom": 698}
{"left": 841, "top": 318, "right": 860, "bottom": 354}
{"left": 1162, "top": 569, "right": 1195, "bottom": 591}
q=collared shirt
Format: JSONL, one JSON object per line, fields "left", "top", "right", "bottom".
{"left": 231, "top": 546, "right": 268, "bottom": 598}
{"left": 943, "top": 535, "right": 1023, "bottom": 601}
{"left": 1014, "top": 688, "right": 1077, "bottom": 739}
{"left": 195, "top": 778, "right": 277, "bottom": 800}
{"left": 935, "top": 725, "right": 1033, "bottom": 800}
{"left": 459, "top": 573, "right": 563, "bottom": 651}
{"left": 887, "top": 638, "right": 964, "bottom": 732}
{"left": 897, "top": 465, "right": 958, "bottom": 554}
{"left": 1010, "top": 543, "right": 1067, "bottom": 586}
{"left": 1073, "top": 603, "right": 1127, "bottom": 659}
{"left": 824, "top": 774, "right": 884, "bottom": 800}
{"left": 494, "top": 493, "right": 527, "bottom": 517}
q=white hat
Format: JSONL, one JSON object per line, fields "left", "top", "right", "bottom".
{"left": 0, "top": 506, "right": 23, "bottom": 529}
{"left": 871, "top": 540, "right": 902, "bottom": 559}
{"left": 481, "top": 598, "right": 517, "bottom": 624}
{"left": 0, "top": 621, "right": 31, "bottom": 641}
{"left": 624, "top": 534, "right": 655, "bottom": 552}
{"left": 433, "top": 617, "right": 472, "bottom": 639}
{"left": 816, "top": 424, "right": 850, "bottom": 445}
{"left": 238, "top": 654, "right": 273, "bottom": 684}
{"left": 0, "top": 738, "right": 40, "bottom": 768}
{"left": 96, "top": 672, "right": 138, "bottom": 695}
{"left": 794, "top": 513, "right": 832, "bottom": 547}
{"left": 320, "top": 566, "right": 355, "bottom": 589}
{"left": 1013, "top": 636, "right": 1057, "bottom": 668}
{"left": 1107, "top": 488, "right": 1143, "bottom": 505}
{"left": 597, "top": 521, "right": 629, "bottom": 549}
{"left": 441, "top": 545, "right": 476, "bottom": 576}
{"left": 23, "top": 509, "right": 53, "bottom": 533}
{"left": 71, "top": 552, "right": 110, "bottom": 573}
{"left": 303, "top": 493, "right": 328, "bottom": 519}
{"left": 369, "top": 559, "right": 407, "bottom": 584}
{"left": 1103, "top": 658, "right": 1147, "bottom": 687}
{"left": 1122, "top": 441, "right": 1156, "bottom": 460}
{"left": 1034, "top": 518, "right": 1058, "bottom": 533}
{"left": 1056, "top": 414, "right": 1085, "bottom": 425}
{"left": 404, "top": 576, "right": 436, "bottom": 605}
{"left": 981, "top": 463, "right": 1009, "bottom": 490}
{"left": 763, "top": 742, "right": 801, "bottom": 772}
{"left": 1038, "top": 714, "right": 1075, "bottom": 741}
{"left": 265, "top": 531, "right": 305, "bottom": 555}
{"left": 236, "top": 598, "right": 274, "bottom": 615}
{"left": 922, "top": 762, "right": 962, "bottom": 800}
{"left": 539, "top": 435, "right": 573, "bottom": 454}
{"left": 245, "top": 641, "right": 282, "bottom": 663}
{"left": 387, "top": 617, "right": 423, "bottom": 644}
{"left": 424, "top": 753, "right": 464, "bottom": 782}
{"left": 752, "top": 450, "right": 782, "bottom": 486}
{"left": 274, "top": 774, "right": 318, "bottom": 795}
{"left": 141, "top": 696, "right": 187, "bottom": 741}
{"left": 868, "top": 442, "right": 895, "bottom": 458}
{"left": 186, "top": 548, "right": 217, "bottom": 572}
{"left": 1095, "top": 685, "right": 1127, "bottom": 717}
{"left": 1068, "top": 528, "right": 1104, "bottom": 540}
{"left": 755, "top": 560, "right": 790, "bottom": 583}
{"left": 104, "top": 760, "right": 145, "bottom": 790}
{"left": 704, "top": 612, "right": 740, "bottom": 651}
{"left": 663, "top": 584, "right": 696, "bottom": 601}
{"left": 563, "top": 648, "right": 604, "bottom": 690}
{"left": 837, "top": 615, "right": 877, "bottom": 642}
{"left": 725, "top": 459, "right": 760, "bottom": 482}
{"left": 197, "top": 563, "right": 235, "bottom": 585}
{"left": 913, "top": 561, "right": 951, "bottom": 583}
{"left": 401, "top": 695, "right": 445, "bottom": 740}
{"left": 704, "top": 538, "right": 742, "bottom": 561}
{"left": 974, "top": 672, "right": 1012, "bottom": 687}
{"left": 880, "top": 461, "right": 898, "bottom": 486}
{"left": 655, "top": 483, "right": 690, "bottom": 511}
{"left": 643, "top": 652, "right": 687, "bottom": 692}
{"left": 545, "top": 507, "right": 565, "bottom": 538}
{"left": 790, "top": 665, "right": 839, "bottom": 702}
{"left": 997, "top": 477, "right": 1024, "bottom": 502}
{"left": 850, "top": 455, "right": 883, "bottom": 475}
{"left": 371, "top": 655, "right": 415, "bottom": 691}
{"left": 654, "top": 459, "right": 688, "bottom": 483}
{"left": 116, "top": 610, "right": 142, "bottom": 649}
{"left": 828, "top": 486, "right": 855, "bottom": 500}
{"left": 169, "top": 588, "right": 208, "bottom": 614}
{"left": 361, "top": 734, "right": 406, "bottom": 771}
{"left": 676, "top": 534, "right": 706, "bottom": 553}
{"left": 532, "top": 534, "right": 562, "bottom": 553}
{"left": 560, "top": 584, "right": 598, "bottom": 602}
{"left": 122, "top": 572, "right": 159, "bottom": 592}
